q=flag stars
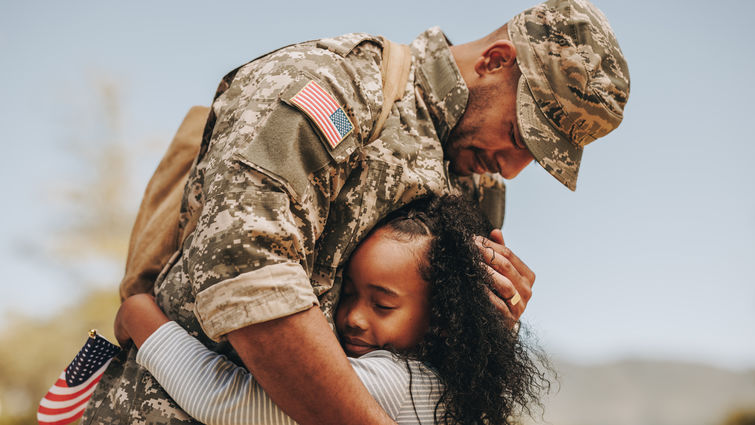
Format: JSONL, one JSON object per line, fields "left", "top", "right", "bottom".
{"left": 330, "top": 108, "right": 353, "bottom": 138}
{"left": 64, "top": 335, "right": 120, "bottom": 386}
{"left": 39, "top": 332, "right": 120, "bottom": 425}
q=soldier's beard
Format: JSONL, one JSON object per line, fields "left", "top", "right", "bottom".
{"left": 445, "top": 84, "right": 497, "bottom": 175}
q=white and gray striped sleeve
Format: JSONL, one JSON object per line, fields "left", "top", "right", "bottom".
{"left": 137, "top": 322, "right": 442, "bottom": 425}
{"left": 347, "top": 351, "right": 411, "bottom": 419}
{"left": 394, "top": 360, "right": 445, "bottom": 425}
{"left": 137, "top": 321, "right": 297, "bottom": 425}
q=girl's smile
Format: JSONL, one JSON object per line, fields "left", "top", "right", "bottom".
{"left": 340, "top": 336, "right": 378, "bottom": 357}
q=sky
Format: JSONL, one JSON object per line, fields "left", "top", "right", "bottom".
{"left": 1, "top": 0, "right": 753, "bottom": 370}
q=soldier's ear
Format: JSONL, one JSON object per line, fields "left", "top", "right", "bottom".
{"left": 474, "top": 40, "right": 517, "bottom": 77}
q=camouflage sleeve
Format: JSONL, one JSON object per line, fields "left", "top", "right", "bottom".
{"left": 185, "top": 41, "right": 382, "bottom": 341}
{"left": 449, "top": 172, "right": 507, "bottom": 229}
{"left": 475, "top": 173, "right": 506, "bottom": 228}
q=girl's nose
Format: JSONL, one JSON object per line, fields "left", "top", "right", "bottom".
{"left": 344, "top": 306, "right": 368, "bottom": 331}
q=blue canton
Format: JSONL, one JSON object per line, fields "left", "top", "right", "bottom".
{"left": 329, "top": 108, "right": 353, "bottom": 138}
{"left": 65, "top": 334, "right": 120, "bottom": 386}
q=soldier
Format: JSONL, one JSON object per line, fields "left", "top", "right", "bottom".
{"left": 84, "top": 0, "right": 629, "bottom": 423}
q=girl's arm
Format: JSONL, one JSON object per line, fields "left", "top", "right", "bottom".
{"left": 115, "top": 293, "right": 170, "bottom": 348}
{"left": 138, "top": 321, "right": 298, "bottom": 425}
{"left": 116, "top": 295, "right": 413, "bottom": 425}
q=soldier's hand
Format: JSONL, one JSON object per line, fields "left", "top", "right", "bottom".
{"left": 475, "top": 229, "right": 535, "bottom": 324}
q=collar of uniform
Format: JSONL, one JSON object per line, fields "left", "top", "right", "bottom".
{"left": 410, "top": 27, "right": 469, "bottom": 145}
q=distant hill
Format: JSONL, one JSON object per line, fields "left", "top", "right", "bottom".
{"left": 523, "top": 359, "right": 755, "bottom": 425}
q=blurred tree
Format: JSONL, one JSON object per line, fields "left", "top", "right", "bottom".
{"left": 50, "top": 78, "right": 134, "bottom": 274}
{"left": 0, "top": 79, "right": 151, "bottom": 424}
{"left": 721, "top": 408, "right": 755, "bottom": 425}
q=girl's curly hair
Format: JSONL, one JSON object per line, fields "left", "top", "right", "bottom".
{"left": 378, "top": 194, "right": 551, "bottom": 425}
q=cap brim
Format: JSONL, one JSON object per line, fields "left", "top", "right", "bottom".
{"left": 516, "top": 76, "right": 582, "bottom": 191}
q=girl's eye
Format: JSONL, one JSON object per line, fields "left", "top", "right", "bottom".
{"left": 374, "top": 303, "right": 396, "bottom": 311}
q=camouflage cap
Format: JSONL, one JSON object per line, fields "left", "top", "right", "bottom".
{"left": 508, "top": 0, "right": 630, "bottom": 190}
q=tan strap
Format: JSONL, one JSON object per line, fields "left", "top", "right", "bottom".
{"left": 369, "top": 38, "right": 412, "bottom": 143}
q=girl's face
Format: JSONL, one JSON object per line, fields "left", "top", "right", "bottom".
{"left": 335, "top": 229, "right": 431, "bottom": 357}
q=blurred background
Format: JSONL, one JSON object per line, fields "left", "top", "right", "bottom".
{"left": 1, "top": 0, "right": 753, "bottom": 424}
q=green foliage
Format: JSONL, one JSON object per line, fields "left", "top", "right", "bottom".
{"left": 0, "top": 80, "right": 141, "bottom": 424}
{"left": 0, "top": 289, "right": 120, "bottom": 423}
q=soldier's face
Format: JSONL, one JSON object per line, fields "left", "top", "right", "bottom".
{"left": 335, "top": 229, "right": 430, "bottom": 358}
{"left": 445, "top": 77, "right": 534, "bottom": 178}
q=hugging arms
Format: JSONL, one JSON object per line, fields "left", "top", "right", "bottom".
{"left": 116, "top": 195, "right": 548, "bottom": 425}
{"left": 84, "top": 2, "right": 627, "bottom": 421}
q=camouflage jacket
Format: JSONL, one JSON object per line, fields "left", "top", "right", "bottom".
{"left": 83, "top": 27, "right": 506, "bottom": 424}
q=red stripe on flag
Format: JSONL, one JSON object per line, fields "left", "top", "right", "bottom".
{"left": 42, "top": 374, "right": 103, "bottom": 402}
{"left": 38, "top": 408, "right": 85, "bottom": 425}
{"left": 296, "top": 90, "right": 340, "bottom": 145}
{"left": 301, "top": 85, "right": 338, "bottom": 115}
{"left": 305, "top": 82, "right": 341, "bottom": 110}
{"left": 305, "top": 95, "right": 341, "bottom": 147}
{"left": 38, "top": 332, "right": 119, "bottom": 425}
{"left": 296, "top": 87, "right": 340, "bottom": 146}
{"left": 290, "top": 80, "right": 345, "bottom": 148}
{"left": 37, "top": 392, "right": 92, "bottom": 416}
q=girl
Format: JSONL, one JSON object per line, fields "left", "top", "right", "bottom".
{"left": 116, "top": 195, "right": 549, "bottom": 425}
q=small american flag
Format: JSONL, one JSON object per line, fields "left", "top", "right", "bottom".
{"left": 37, "top": 330, "right": 120, "bottom": 425}
{"left": 290, "top": 80, "right": 353, "bottom": 148}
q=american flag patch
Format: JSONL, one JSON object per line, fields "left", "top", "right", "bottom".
{"left": 289, "top": 80, "right": 353, "bottom": 149}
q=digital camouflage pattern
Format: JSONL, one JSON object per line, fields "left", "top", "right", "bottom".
{"left": 82, "top": 27, "right": 506, "bottom": 424}
{"left": 509, "top": 0, "right": 630, "bottom": 190}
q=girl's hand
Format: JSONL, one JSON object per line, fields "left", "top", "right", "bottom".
{"left": 114, "top": 293, "right": 170, "bottom": 349}
{"left": 114, "top": 299, "right": 134, "bottom": 348}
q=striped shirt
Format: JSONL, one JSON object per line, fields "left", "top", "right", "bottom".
{"left": 137, "top": 322, "right": 445, "bottom": 424}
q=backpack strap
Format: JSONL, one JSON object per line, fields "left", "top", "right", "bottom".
{"left": 119, "top": 39, "right": 413, "bottom": 299}
{"left": 369, "top": 38, "right": 412, "bottom": 143}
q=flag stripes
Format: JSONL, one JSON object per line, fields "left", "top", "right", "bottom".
{"left": 37, "top": 331, "right": 119, "bottom": 425}
{"left": 290, "top": 80, "right": 353, "bottom": 148}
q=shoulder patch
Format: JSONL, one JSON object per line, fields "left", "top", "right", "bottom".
{"left": 288, "top": 80, "right": 354, "bottom": 149}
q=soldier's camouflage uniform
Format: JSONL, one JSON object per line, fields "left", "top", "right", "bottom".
{"left": 82, "top": 27, "right": 506, "bottom": 424}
